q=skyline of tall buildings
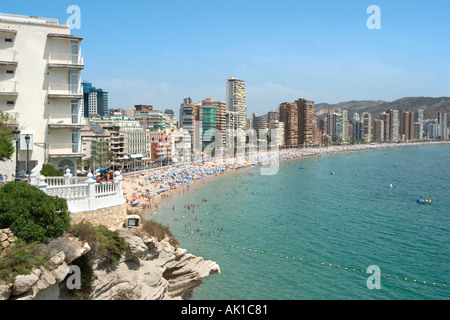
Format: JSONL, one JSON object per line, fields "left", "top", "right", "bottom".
{"left": 0, "top": 12, "right": 448, "bottom": 177}
{"left": 74, "top": 73, "right": 450, "bottom": 150}
{"left": 75, "top": 73, "right": 449, "bottom": 148}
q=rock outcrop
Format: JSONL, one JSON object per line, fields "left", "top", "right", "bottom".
{"left": 0, "top": 228, "right": 220, "bottom": 300}
{"left": 0, "top": 234, "right": 90, "bottom": 300}
{"left": 88, "top": 230, "right": 220, "bottom": 300}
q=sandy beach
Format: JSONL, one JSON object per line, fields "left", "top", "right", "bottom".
{"left": 121, "top": 141, "right": 449, "bottom": 218}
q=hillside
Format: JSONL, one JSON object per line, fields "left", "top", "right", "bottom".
{"left": 315, "top": 100, "right": 386, "bottom": 115}
{"left": 316, "top": 97, "right": 450, "bottom": 120}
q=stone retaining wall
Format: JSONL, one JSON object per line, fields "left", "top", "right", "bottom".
{"left": 0, "top": 229, "right": 17, "bottom": 250}
{"left": 70, "top": 204, "right": 128, "bottom": 229}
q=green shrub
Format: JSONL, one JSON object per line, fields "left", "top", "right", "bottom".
{"left": 96, "top": 225, "right": 126, "bottom": 264}
{"left": 0, "top": 240, "right": 50, "bottom": 283}
{"left": 68, "top": 222, "right": 126, "bottom": 264}
{"left": 68, "top": 222, "right": 100, "bottom": 251}
{"left": 40, "top": 164, "right": 63, "bottom": 177}
{"left": 0, "top": 111, "right": 15, "bottom": 162}
{"left": 139, "top": 220, "right": 179, "bottom": 247}
{"left": 66, "top": 222, "right": 126, "bottom": 300}
{"left": 0, "top": 182, "right": 71, "bottom": 243}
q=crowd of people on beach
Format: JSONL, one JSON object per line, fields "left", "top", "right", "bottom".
{"left": 121, "top": 142, "right": 448, "bottom": 216}
{"left": 121, "top": 143, "right": 400, "bottom": 215}
{"left": 117, "top": 141, "right": 449, "bottom": 253}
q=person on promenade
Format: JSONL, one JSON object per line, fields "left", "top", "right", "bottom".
{"left": 106, "top": 170, "right": 114, "bottom": 182}
{"left": 96, "top": 172, "right": 105, "bottom": 183}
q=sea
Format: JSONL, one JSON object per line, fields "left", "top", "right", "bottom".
{"left": 149, "top": 144, "right": 450, "bottom": 300}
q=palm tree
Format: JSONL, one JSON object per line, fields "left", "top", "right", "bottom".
{"left": 76, "top": 158, "right": 83, "bottom": 172}
{"left": 81, "top": 157, "right": 94, "bottom": 173}
{"left": 104, "top": 151, "right": 114, "bottom": 167}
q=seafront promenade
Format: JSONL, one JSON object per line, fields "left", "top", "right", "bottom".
{"left": 121, "top": 141, "right": 449, "bottom": 216}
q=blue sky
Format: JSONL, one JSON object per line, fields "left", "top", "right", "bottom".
{"left": 2, "top": 0, "right": 450, "bottom": 115}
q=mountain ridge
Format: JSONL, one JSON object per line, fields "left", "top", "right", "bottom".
{"left": 315, "top": 96, "right": 450, "bottom": 120}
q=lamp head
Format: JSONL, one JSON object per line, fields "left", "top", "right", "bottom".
{"left": 12, "top": 127, "right": 20, "bottom": 141}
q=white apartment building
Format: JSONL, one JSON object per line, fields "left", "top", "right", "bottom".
{"left": 88, "top": 92, "right": 98, "bottom": 116}
{"left": 268, "top": 119, "right": 285, "bottom": 147}
{"left": 362, "top": 112, "right": 372, "bottom": 143}
{"left": 226, "top": 77, "right": 247, "bottom": 131}
{"left": 88, "top": 117, "right": 149, "bottom": 164}
{"left": 0, "top": 13, "right": 84, "bottom": 176}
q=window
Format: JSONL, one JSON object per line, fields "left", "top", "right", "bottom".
{"left": 5, "top": 38, "right": 13, "bottom": 43}
{"left": 58, "top": 159, "right": 75, "bottom": 175}
{"left": 127, "top": 218, "right": 139, "bottom": 227}
{"left": 5, "top": 69, "right": 14, "bottom": 75}
{"left": 6, "top": 100, "right": 15, "bottom": 106}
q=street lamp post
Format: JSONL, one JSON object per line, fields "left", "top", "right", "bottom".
{"left": 91, "top": 156, "right": 96, "bottom": 175}
{"left": 127, "top": 155, "right": 131, "bottom": 172}
{"left": 12, "top": 128, "right": 21, "bottom": 183}
{"left": 25, "top": 134, "right": 31, "bottom": 175}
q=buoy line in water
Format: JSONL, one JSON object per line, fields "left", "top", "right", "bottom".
{"left": 178, "top": 234, "right": 449, "bottom": 290}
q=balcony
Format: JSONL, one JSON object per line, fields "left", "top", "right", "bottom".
{"left": 48, "top": 53, "right": 84, "bottom": 70}
{"left": 47, "top": 84, "right": 83, "bottom": 99}
{"left": 0, "top": 81, "right": 18, "bottom": 96}
{"left": 92, "top": 144, "right": 109, "bottom": 149}
{"left": 0, "top": 50, "right": 18, "bottom": 66}
{"left": 0, "top": 29, "right": 17, "bottom": 36}
{"left": 48, "top": 114, "right": 83, "bottom": 128}
{"left": 92, "top": 150, "right": 109, "bottom": 156}
{"left": 47, "top": 33, "right": 84, "bottom": 41}
{"left": 48, "top": 143, "right": 84, "bottom": 158}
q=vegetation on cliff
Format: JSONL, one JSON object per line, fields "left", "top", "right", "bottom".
{"left": 139, "top": 220, "right": 179, "bottom": 247}
{"left": 0, "top": 182, "right": 71, "bottom": 243}
{"left": 67, "top": 222, "right": 126, "bottom": 299}
{"left": 0, "top": 240, "right": 50, "bottom": 283}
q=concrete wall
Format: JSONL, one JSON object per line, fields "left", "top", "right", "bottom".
{"left": 0, "top": 160, "right": 15, "bottom": 181}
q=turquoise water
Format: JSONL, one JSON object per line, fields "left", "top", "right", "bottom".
{"left": 150, "top": 144, "right": 450, "bottom": 300}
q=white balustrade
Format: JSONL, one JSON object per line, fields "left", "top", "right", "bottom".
{"left": 47, "top": 84, "right": 82, "bottom": 96}
{"left": 0, "top": 81, "right": 17, "bottom": 93}
{"left": 0, "top": 50, "right": 17, "bottom": 63}
{"left": 47, "top": 184, "right": 87, "bottom": 201}
{"left": 30, "top": 166, "right": 125, "bottom": 213}
{"left": 48, "top": 143, "right": 82, "bottom": 156}
{"left": 48, "top": 114, "right": 82, "bottom": 126}
{"left": 48, "top": 53, "right": 83, "bottom": 66}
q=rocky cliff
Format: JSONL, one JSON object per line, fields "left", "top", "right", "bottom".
{"left": 0, "top": 228, "right": 220, "bottom": 300}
